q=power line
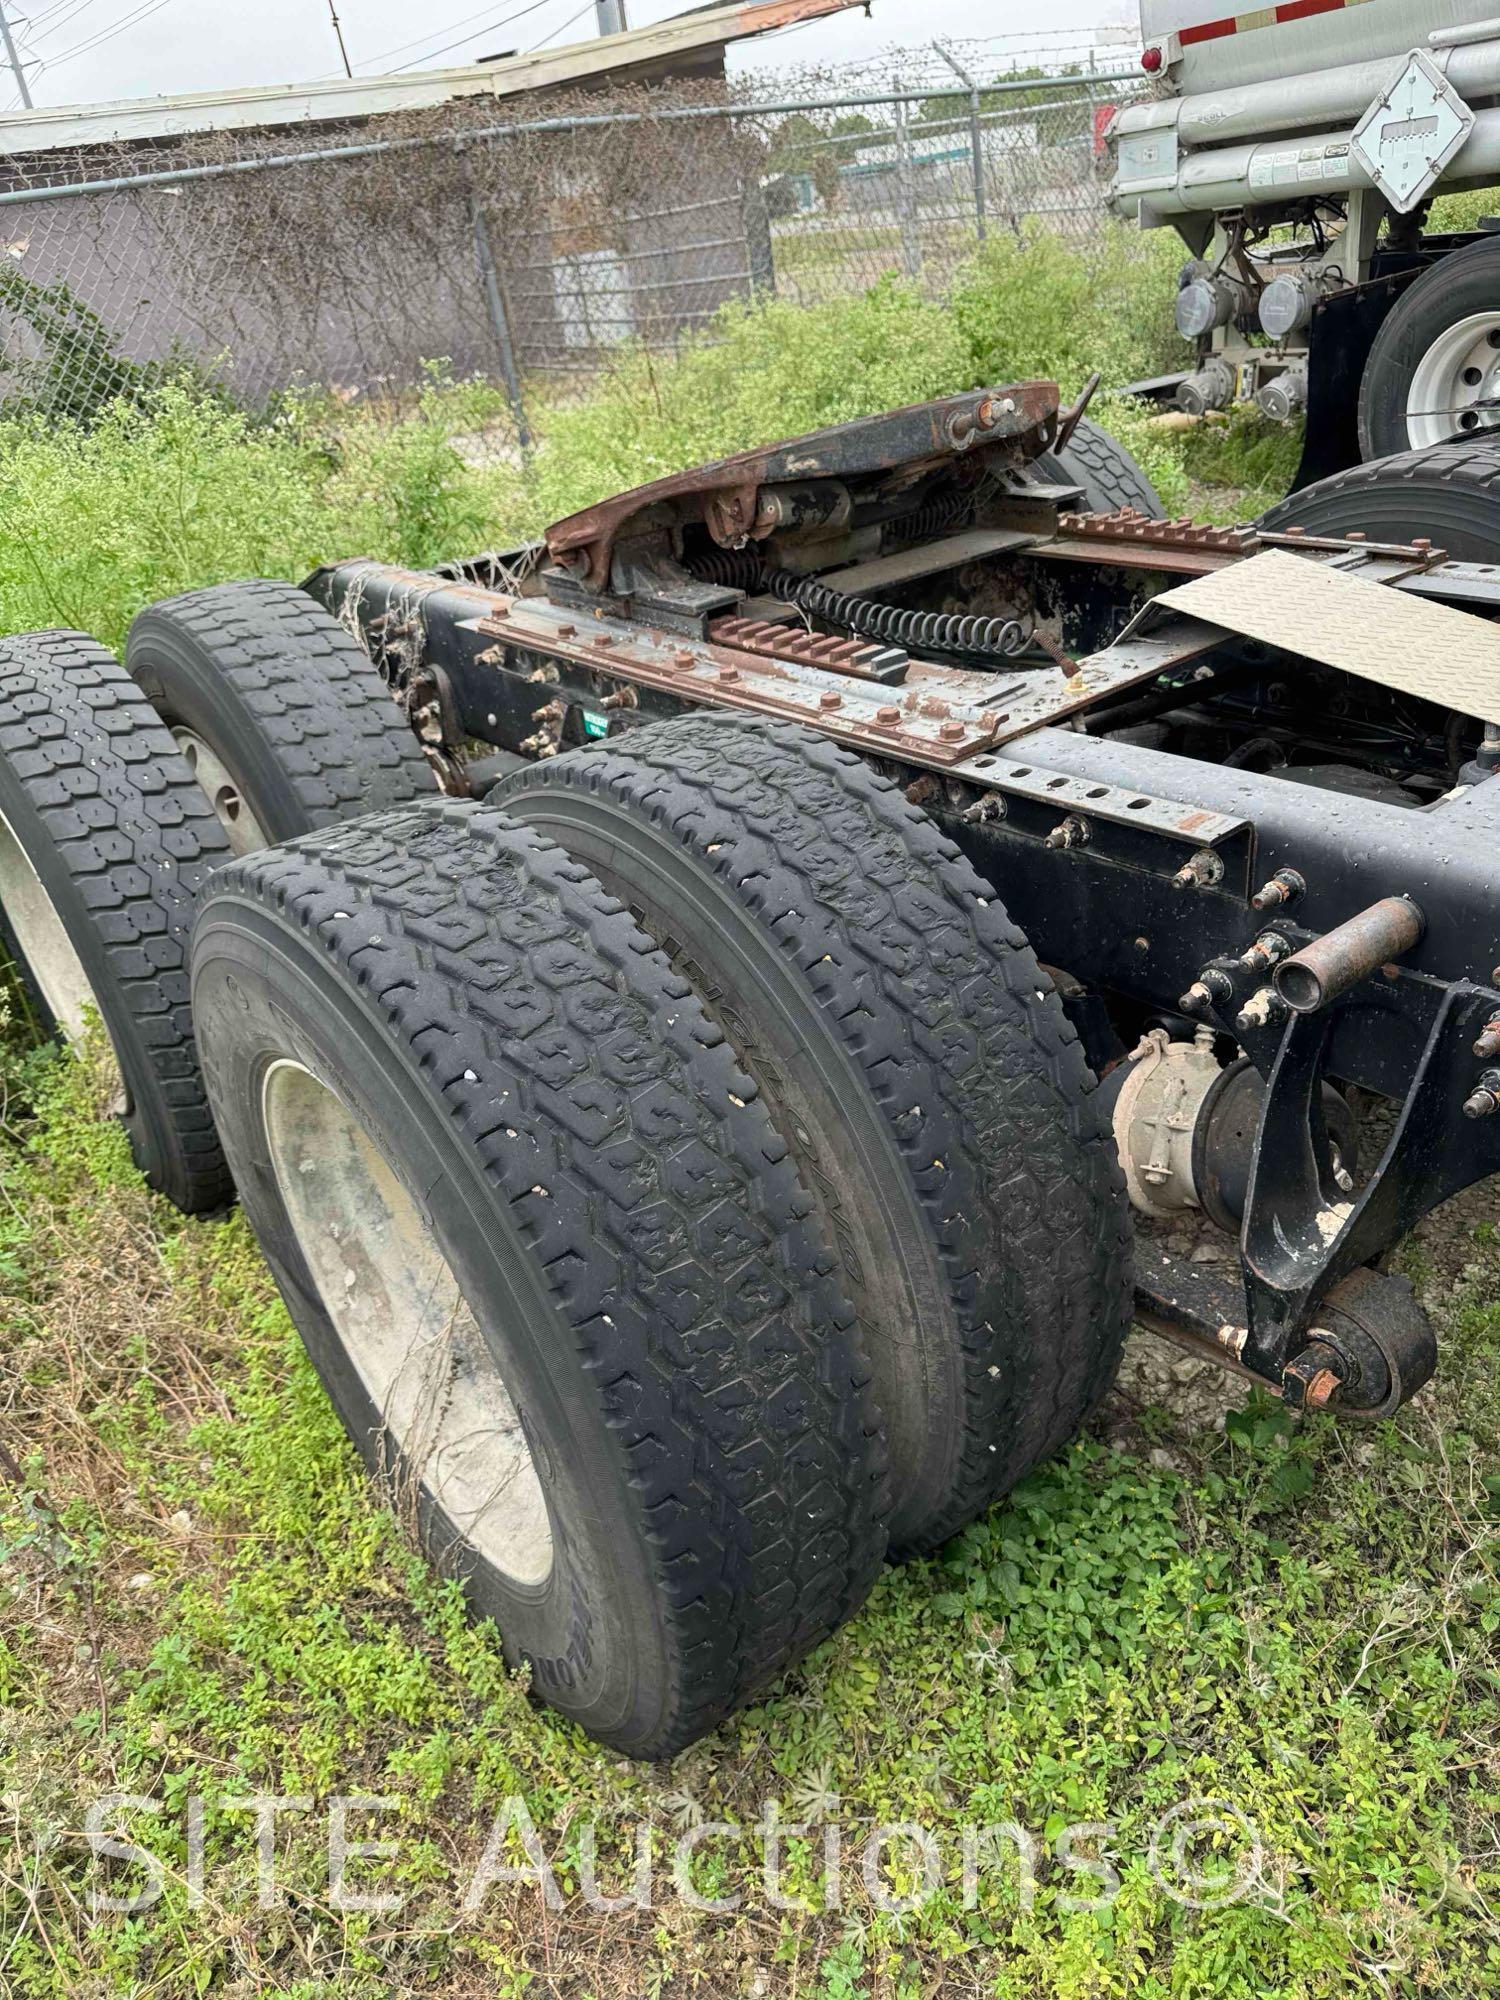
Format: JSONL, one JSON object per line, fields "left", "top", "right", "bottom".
{"left": 357, "top": 2, "right": 515, "bottom": 71}
{"left": 17, "top": 0, "right": 99, "bottom": 34}
{"left": 524, "top": 0, "right": 591, "bottom": 52}
{"left": 30, "top": 0, "right": 172, "bottom": 71}
{"left": 380, "top": 0, "right": 563, "bottom": 75}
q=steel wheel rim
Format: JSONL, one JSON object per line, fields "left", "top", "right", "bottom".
{"left": 261, "top": 1058, "right": 554, "bottom": 1588}
{"left": 1406, "top": 310, "right": 1500, "bottom": 449}
{"left": 171, "top": 727, "right": 271, "bottom": 856}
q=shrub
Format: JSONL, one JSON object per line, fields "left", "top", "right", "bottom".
{"left": 0, "top": 387, "right": 333, "bottom": 651}
{"left": 948, "top": 220, "right": 1189, "bottom": 397}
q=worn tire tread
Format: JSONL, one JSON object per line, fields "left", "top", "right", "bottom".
{"left": 0, "top": 630, "right": 232, "bottom": 1211}
{"left": 198, "top": 799, "right": 889, "bottom": 1756}
{"left": 1053, "top": 415, "right": 1164, "bottom": 518}
{"left": 505, "top": 717, "right": 1134, "bottom": 1548}
{"left": 128, "top": 579, "right": 432, "bottom": 834}
{"left": 1259, "top": 435, "right": 1500, "bottom": 558}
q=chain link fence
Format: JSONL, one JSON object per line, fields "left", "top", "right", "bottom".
{"left": 0, "top": 53, "right": 1137, "bottom": 450}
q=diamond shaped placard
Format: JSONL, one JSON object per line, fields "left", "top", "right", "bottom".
{"left": 1352, "top": 48, "right": 1475, "bottom": 213}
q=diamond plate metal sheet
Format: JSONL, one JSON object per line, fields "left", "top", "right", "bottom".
{"left": 1156, "top": 549, "right": 1500, "bottom": 725}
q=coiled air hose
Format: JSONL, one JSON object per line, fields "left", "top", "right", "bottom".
{"left": 683, "top": 502, "right": 1035, "bottom": 663}
{"left": 764, "top": 568, "right": 1033, "bottom": 662}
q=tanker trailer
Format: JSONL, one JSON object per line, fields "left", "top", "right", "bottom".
{"left": 1111, "top": 0, "right": 1500, "bottom": 483}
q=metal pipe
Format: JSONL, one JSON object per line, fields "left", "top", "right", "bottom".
{"left": 1119, "top": 101, "right": 1500, "bottom": 219}
{"left": 469, "top": 193, "right": 530, "bottom": 452}
{"left": 893, "top": 81, "right": 922, "bottom": 280}
{"left": 1114, "top": 36, "right": 1500, "bottom": 152}
{"left": 935, "top": 40, "right": 986, "bottom": 243}
{"left": 0, "top": 75, "right": 1135, "bottom": 209}
{"left": 1273, "top": 897, "right": 1426, "bottom": 1015}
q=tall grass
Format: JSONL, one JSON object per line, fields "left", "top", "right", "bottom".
{"left": 0, "top": 374, "right": 522, "bottom": 653}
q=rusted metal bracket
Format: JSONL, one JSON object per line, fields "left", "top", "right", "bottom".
{"left": 705, "top": 614, "right": 908, "bottom": 683}
{"left": 544, "top": 382, "right": 1061, "bottom": 589}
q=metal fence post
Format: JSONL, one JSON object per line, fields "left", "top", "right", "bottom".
{"left": 741, "top": 158, "right": 776, "bottom": 298}
{"left": 893, "top": 80, "right": 922, "bottom": 280}
{"left": 936, "top": 42, "right": 986, "bottom": 243}
{"left": 468, "top": 187, "right": 531, "bottom": 453}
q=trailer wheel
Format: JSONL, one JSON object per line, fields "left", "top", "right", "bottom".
{"left": 1047, "top": 415, "right": 1164, "bottom": 518}
{"left": 0, "top": 632, "right": 232, "bottom": 1212}
{"left": 1259, "top": 435, "right": 1500, "bottom": 559}
{"left": 190, "top": 802, "right": 888, "bottom": 1757}
{"left": 1358, "top": 239, "right": 1500, "bottom": 457}
{"left": 499, "top": 718, "right": 1133, "bottom": 1554}
{"left": 127, "top": 580, "right": 433, "bottom": 854}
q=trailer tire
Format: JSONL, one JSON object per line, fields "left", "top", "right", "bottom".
{"left": 127, "top": 580, "right": 433, "bottom": 854}
{"left": 1259, "top": 435, "right": 1500, "bottom": 560}
{"left": 190, "top": 801, "right": 888, "bottom": 1758}
{"left": 499, "top": 717, "right": 1133, "bottom": 1555}
{"left": 1358, "top": 239, "right": 1500, "bottom": 458}
{"left": 1049, "top": 415, "right": 1164, "bottom": 518}
{"left": 0, "top": 631, "right": 232, "bottom": 1212}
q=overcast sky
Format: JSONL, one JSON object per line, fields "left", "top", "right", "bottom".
{"left": 2, "top": 0, "right": 1137, "bottom": 111}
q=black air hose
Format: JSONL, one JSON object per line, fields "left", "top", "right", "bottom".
{"left": 683, "top": 526, "right": 1032, "bottom": 664}
{"left": 683, "top": 546, "right": 766, "bottom": 590}
{"left": 765, "top": 569, "right": 1033, "bottom": 661}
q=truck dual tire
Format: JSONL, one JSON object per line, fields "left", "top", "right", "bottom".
{"left": 190, "top": 801, "right": 890, "bottom": 1757}
{"left": 0, "top": 631, "right": 232, "bottom": 1212}
{"left": 127, "top": 580, "right": 433, "bottom": 851}
{"left": 499, "top": 717, "right": 1134, "bottom": 1556}
{"left": 1359, "top": 238, "right": 1500, "bottom": 460}
{"left": 1259, "top": 435, "right": 1500, "bottom": 560}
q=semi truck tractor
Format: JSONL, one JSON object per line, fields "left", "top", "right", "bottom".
{"left": 7, "top": 384, "right": 1500, "bottom": 1750}
{"left": 1111, "top": 0, "right": 1500, "bottom": 483}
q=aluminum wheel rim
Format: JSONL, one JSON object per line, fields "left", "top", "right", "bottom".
{"left": 261, "top": 1058, "right": 554, "bottom": 1587}
{"left": 171, "top": 727, "right": 271, "bottom": 856}
{"left": 1406, "top": 310, "right": 1500, "bottom": 449}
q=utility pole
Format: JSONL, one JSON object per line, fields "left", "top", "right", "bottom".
{"left": 325, "top": 0, "right": 352, "bottom": 77}
{"left": 0, "top": 1, "right": 34, "bottom": 110}
{"left": 594, "top": 0, "right": 627, "bottom": 36}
